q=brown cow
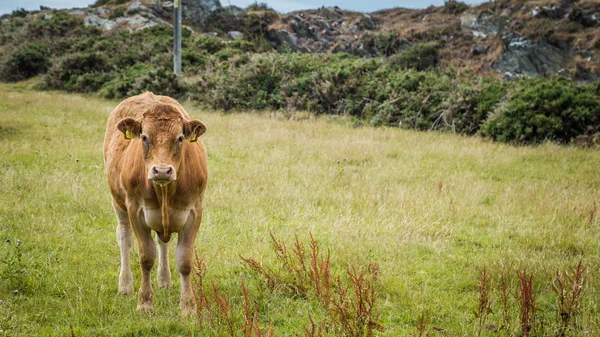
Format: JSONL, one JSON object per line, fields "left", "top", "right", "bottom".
{"left": 103, "top": 92, "right": 207, "bottom": 315}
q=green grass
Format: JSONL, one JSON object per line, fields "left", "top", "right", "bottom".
{"left": 1, "top": 83, "right": 600, "bottom": 336}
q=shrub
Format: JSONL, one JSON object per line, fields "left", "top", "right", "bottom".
{"left": 481, "top": 77, "right": 600, "bottom": 144}
{"left": 1, "top": 43, "right": 51, "bottom": 81}
{"left": 229, "top": 39, "right": 256, "bottom": 52}
{"left": 182, "top": 50, "right": 208, "bottom": 68}
{"left": 27, "top": 11, "right": 84, "bottom": 39}
{"left": 43, "top": 52, "right": 112, "bottom": 90}
{"left": 443, "top": 0, "right": 470, "bottom": 14}
{"left": 100, "top": 64, "right": 186, "bottom": 99}
{"left": 109, "top": 6, "right": 126, "bottom": 19}
{"left": 214, "top": 48, "right": 243, "bottom": 61}
{"left": 389, "top": 41, "right": 441, "bottom": 71}
{"left": 195, "top": 35, "right": 225, "bottom": 54}
{"left": 11, "top": 8, "right": 28, "bottom": 18}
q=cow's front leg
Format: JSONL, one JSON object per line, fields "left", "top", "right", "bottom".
{"left": 114, "top": 204, "right": 133, "bottom": 295}
{"left": 176, "top": 207, "right": 202, "bottom": 316}
{"left": 157, "top": 239, "right": 172, "bottom": 289}
{"left": 128, "top": 203, "right": 156, "bottom": 314}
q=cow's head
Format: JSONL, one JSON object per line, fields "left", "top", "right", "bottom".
{"left": 116, "top": 103, "right": 206, "bottom": 186}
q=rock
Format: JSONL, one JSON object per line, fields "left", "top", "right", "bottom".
{"left": 116, "top": 14, "right": 149, "bottom": 28}
{"left": 358, "top": 14, "right": 376, "bottom": 30}
{"left": 315, "top": 20, "right": 332, "bottom": 31}
{"left": 84, "top": 14, "right": 104, "bottom": 27}
{"left": 228, "top": 31, "right": 244, "bottom": 40}
{"left": 44, "top": 14, "right": 53, "bottom": 20}
{"left": 126, "top": 1, "right": 151, "bottom": 16}
{"left": 267, "top": 29, "right": 306, "bottom": 52}
{"left": 460, "top": 11, "right": 500, "bottom": 38}
{"left": 203, "top": 32, "right": 218, "bottom": 37}
{"left": 69, "top": 9, "right": 86, "bottom": 16}
{"left": 103, "top": 20, "right": 118, "bottom": 31}
{"left": 316, "top": 6, "right": 343, "bottom": 20}
{"left": 183, "top": 0, "right": 222, "bottom": 24}
{"left": 290, "top": 18, "right": 318, "bottom": 39}
{"left": 493, "top": 38, "right": 569, "bottom": 77}
{"left": 95, "top": 7, "right": 111, "bottom": 16}
{"left": 84, "top": 14, "right": 117, "bottom": 31}
{"left": 473, "top": 45, "right": 489, "bottom": 55}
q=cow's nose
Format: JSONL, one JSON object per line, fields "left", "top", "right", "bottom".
{"left": 150, "top": 165, "right": 175, "bottom": 182}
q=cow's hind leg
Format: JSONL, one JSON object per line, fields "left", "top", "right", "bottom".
{"left": 157, "top": 239, "right": 172, "bottom": 289}
{"left": 114, "top": 205, "right": 134, "bottom": 295}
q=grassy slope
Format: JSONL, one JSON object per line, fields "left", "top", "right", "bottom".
{"left": 0, "top": 84, "right": 600, "bottom": 336}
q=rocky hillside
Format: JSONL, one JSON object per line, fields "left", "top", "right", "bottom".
{"left": 1, "top": 0, "right": 600, "bottom": 146}
{"left": 2, "top": 0, "right": 598, "bottom": 80}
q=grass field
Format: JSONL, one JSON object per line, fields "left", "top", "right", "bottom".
{"left": 1, "top": 83, "right": 600, "bottom": 336}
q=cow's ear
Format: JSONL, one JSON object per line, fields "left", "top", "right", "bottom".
{"left": 184, "top": 120, "right": 206, "bottom": 142}
{"left": 117, "top": 118, "right": 141, "bottom": 140}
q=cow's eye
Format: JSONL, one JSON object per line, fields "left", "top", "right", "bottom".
{"left": 177, "top": 136, "right": 184, "bottom": 144}
{"left": 141, "top": 135, "right": 149, "bottom": 143}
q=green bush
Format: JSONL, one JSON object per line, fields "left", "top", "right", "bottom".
{"left": 11, "top": 8, "right": 28, "bottom": 18}
{"left": 1, "top": 43, "right": 51, "bottom": 81}
{"left": 100, "top": 64, "right": 186, "bottom": 99}
{"left": 443, "top": 1, "right": 469, "bottom": 14}
{"left": 109, "top": 6, "right": 126, "bottom": 19}
{"left": 43, "top": 52, "right": 112, "bottom": 90}
{"left": 195, "top": 35, "right": 225, "bottom": 54}
{"left": 27, "top": 11, "right": 84, "bottom": 39}
{"left": 389, "top": 42, "right": 441, "bottom": 71}
{"left": 481, "top": 77, "right": 600, "bottom": 144}
{"left": 214, "top": 48, "right": 243, "bottom": 61}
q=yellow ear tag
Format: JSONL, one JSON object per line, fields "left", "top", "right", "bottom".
{"left": 189, "top": 133, "right": 197, "bottom": 142}
{"left": 125, "top": 129, "right": 133, "bottom": 140}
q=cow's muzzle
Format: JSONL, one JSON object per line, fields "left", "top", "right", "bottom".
{"left": 149, "top": 165, "right": 176, "bottom": 185}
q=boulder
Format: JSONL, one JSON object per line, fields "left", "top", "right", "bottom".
{"left": 357, "top": 14, "right": 376, "bottom": 30}
{"left": 228, "top": 31, "right": 244, "bottom": 40}
{"left": 316, "top": 6, "right": 343, "bottom": 20}
{"left": 493, "top": 38, "right": 570, "bottom": 77}
{"left": 289, "top": 17, "right": 318, "bottom": 39}
{"left": 95, "top": 7, "right": 111, "bottom": 16}
{"left": 68, "top": 9, "right": 86, "bottom": 16}
{"left": 267, "top": 29, "right": 307, "bottom": 52}
{"left": 116, "top": 14, "right": 149, "bottom": 27}
{"left": 315, "top": 20, "right": 332, "bottom": 31}
{"left": 126, "top": 1, "right": 152, "bottom": 16}
{"left": 460, "top": 10, "right": 500, "bottom": 37}
{"left": 183, "top": 0, "right": 222, "bottom": 24}
{"left": 84, "top": 14, "right": 117, "bottom": 31}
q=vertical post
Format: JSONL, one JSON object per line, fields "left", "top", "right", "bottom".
{"left": 173, "top": 0, "right": 182, "bottom": 76}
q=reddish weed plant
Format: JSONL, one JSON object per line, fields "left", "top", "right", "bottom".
{"left": 475, "top": 263, "right": 492, "bottom": 335}
{"left": 516, "top": 270, "right": 537, "bottom": 336}
{"left": 242, "top": 231, "right": 384, "bottom": 337}
{"left": 193, "top": 253, "right": 273, "bottom": 337}
{"left": 499, "top": 272, "right": 511, "bottom": 331}
{"left": 552, "top": 260, "right": 586, "bottom": 336}
{"left": 411, "top": 313, "right": 431, "bottom": 337}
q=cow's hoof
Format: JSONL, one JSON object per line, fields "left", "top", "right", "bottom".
{"left": 137, "top": 303, "right": 154, "bottom": 314}
{"left": 158, "top": 277, "right": 172, "bottom": 290}
{"left": 180, "top": 301, "right": 196, "bottom": 317}
{"left": 118, "top": 284, "right": 134, "bottom": 295}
